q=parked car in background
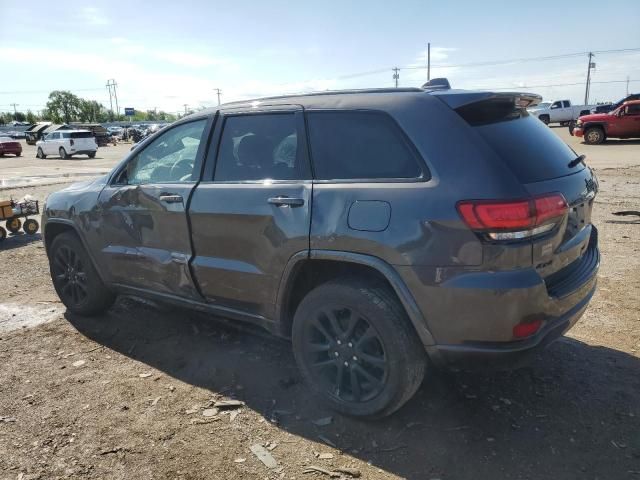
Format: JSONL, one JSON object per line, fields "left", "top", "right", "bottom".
{"left": 43, "top": 84, "right": 599, "bottom": 417}
{"left": 36, "top": 130, "right": 97, "bottom": 159}
{"left": 0, "top": 137, "right": 22, "bottom": 156}
{"left": 572, "top": 100, "right": 640, "bottom": 144}
{"left": 528, "top": 99, "right": 595, "bottom": 125}
{"left": 590, "top": 93, "right": 640, "bottom": 114}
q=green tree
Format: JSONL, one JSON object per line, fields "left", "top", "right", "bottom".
{"left": 46, "top": 90, "right": 82, "bottom": 123}
{"left": 26, "top": 110, "right": 38, "bottom": 124}
{"left": 78, "top": 99, "right": 109, "bottom": 123}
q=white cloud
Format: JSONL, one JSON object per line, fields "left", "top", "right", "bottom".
{"left": 78, "top": 7, "right": 110, "bottom": 26}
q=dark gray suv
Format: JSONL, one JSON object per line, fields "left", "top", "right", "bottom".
{"left": 43, "top": 86, "right": 599, "bottom": 417}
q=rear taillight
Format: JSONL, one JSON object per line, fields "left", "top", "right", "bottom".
{"left": 70, "top": 139, "right": 75, "bottom": 146}
{"left": 513, "top": 319, "right": 543, "bottom": 338}
{"left": 457, "top": 193, "right": 568, "bottom": 241}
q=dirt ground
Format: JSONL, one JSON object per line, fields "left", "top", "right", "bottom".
{"left": 0, "top": 131, "right": 639, "bottom": 480}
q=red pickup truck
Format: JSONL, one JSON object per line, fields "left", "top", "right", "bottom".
{"left": 572, "top": 100, "right": 640, "bottom": 144}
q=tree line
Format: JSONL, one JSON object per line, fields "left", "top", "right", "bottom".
{"left": 0, "top": 91, "right": 178, "bottom": 125}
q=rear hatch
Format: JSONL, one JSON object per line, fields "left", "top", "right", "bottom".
{"left": 446, "top": 94, "right": 598, "bottom": 295}
{"left": 69, "top": 131, "right": 96, "bottom": 150}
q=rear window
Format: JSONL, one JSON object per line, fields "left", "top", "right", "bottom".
{"left": 306, "top": 111, "right": 426, "bottom": 181}
{"left": 70, "top": 131, "right": 93, "bottom": 138}
{"left": 456, "top": 99, "right": 583, "bottom": 183}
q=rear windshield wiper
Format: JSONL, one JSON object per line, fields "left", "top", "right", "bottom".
{"left": 568, "top": 154, "right": 586, "bottom": 168}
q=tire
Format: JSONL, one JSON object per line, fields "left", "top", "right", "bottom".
{"left": 37, "top": 147, "right": 46, "bottom": 159}
{"left": 16, "top": 151, "right": 21, "bottom": 157}
{"left": 539, "top": 115, "right": 550, "bottom": 125}
{"left": 6, "top": 217, "right": 21, "bottom": 234}
{"left": 23, "top": 219, "right": 39, "bottom": 235}
{"left": 88, "top": 151, "right": 96, "bottom": 158}
{"left": 584, "top": 127, "right": 605, "bottom": 145}
{"left": 292, "top": 277, "right": 427, "bottom": 418}
{"left": 0, "top": 226, "right": 6, "bottom": 241}
{"left": 59, "top": 147, "right": 68, "bottom": 159}
{"left": 49, "top": 232, "right": 115, "bottom": 316}
{"left": 568, "top": 120, "right": 576, "bottom": 136}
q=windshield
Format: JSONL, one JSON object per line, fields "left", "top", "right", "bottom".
{"left": 532, "top": 102, "right": 550, "bottom": 109}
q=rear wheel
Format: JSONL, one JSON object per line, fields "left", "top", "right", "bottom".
{"left": 23, "top": 219, "right": 39, "bottom": 235}
{"left": 88, "top": 151, "right": 96, "bottom": 158}
{"left": 59, "top": 147, "right": 68, "bottom": 159}
{"left": 6, "top": 217, "right": 21, "bottom": 234}
{"left": 292, "top": 278, "right": 426, "bottom": 418}
{"left": 37, "top": 147, "right": 46, "bottom": 159}
{"left": 49, "top": 232, "right": 115, "bottom": 315}
{"left": 584, "top": 127, "right": 605, "bottom": 145}
{"left": 15, "top": 151, "right": 21, "bottom": 157}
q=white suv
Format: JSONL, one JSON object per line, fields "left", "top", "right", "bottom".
{"left": 36, "top": 130, "right": 98, "bottom": 159}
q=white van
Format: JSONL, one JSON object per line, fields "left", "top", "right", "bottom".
{"left": 36, "top": 130, "right": 98, "bottom": 159}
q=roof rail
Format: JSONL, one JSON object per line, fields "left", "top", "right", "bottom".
{"left": 422, "top": 78, "right": 451, "bottom": 91}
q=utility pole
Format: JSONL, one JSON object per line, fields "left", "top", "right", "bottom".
{"left": 106, "top": 79, "right": 119, "bottom": 119}
{"left": 392, "top": 67, "right": 400, "bottom": 88}
{"left": 183, "top": 104, "right": 189, "bottom": 116}
{"left": 213, "top": 88, "right": 222, "bottom": 106}
{"left": 10, "top": 103, "right": 19, "bottom": 121}
{"left": 626, "top": 76, "right": 630, "bottom": 96}
{"left": 427, "top": 43, "right": 431, "bottom": 81}
{"left": 584, "top": 52, "right": 595, "bottom": 105}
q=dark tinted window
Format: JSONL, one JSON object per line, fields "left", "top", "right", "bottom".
{"left": 214, "top": 114, "right": 308, "bottom": 181}
{"left": 562, "top": 101, "right": 571, "bottom": 108}
{"left": 71, "top": 131, "right": 93, "bottom": 138}
{"left": 457, "top": 100, "right": 582, "bottom": 182}
{"left": 625, "top": 104, "right": 640, "bottom": 115}
{"left": 307, "top": 111, "right": 423, "bottom": 180}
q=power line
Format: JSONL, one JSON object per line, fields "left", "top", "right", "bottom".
{"left": 488, "top": 79, "right": 638, "bottom": 90}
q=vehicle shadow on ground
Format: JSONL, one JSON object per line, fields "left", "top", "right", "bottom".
{"left": 0, "top": 232, "right": 42, "bottom": 250}
{"left": 66, "top": 299, "right": 640, "bottom": 480}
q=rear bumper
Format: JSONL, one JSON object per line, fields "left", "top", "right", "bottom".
{"left": 426, "top": 281, "right": 595, "bottom": 369}
{"left": 0, "top": 147, "right": 22, "bottom": 154}
{"left": 398, "top": 227, "right": 599, "bottom": 369}
{"left": 70, "top": 150, "right": 96, "bottom": 155}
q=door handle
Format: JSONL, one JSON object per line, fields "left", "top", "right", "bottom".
{"left": 159, "top": 194, "right": 183, "bottom": 203}
{"left": 268, "top": 196, "right": 305, "bottom": 207}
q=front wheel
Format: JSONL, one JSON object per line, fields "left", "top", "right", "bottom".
{"left": 49, "top": 232, "right": 115, "bottom": 315}
{"left": 292, "top": 278, "right": 427, "bottom": 418}
{"left": 539, "top": 115, "right": 550, "bottom": 125}
{"left": 584, "top": 127, "right": 605, "bottom": 145}
{"left": 88, "top": 151, "right": 96, "bottom": 158}
{"left": 23, "top": 219, "right": 39, "bottom": 235}
{"left": 37, "top": 147, "right": 46, "bottom": 159}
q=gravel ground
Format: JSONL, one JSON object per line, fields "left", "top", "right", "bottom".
{"left": 0, "top": 131, "right": 638, "bottom": 480}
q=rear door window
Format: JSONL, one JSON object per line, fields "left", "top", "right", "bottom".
{"left": 214, "top": 114, "right": 310, "bottom": 181}
{"left": 71, "top": 131, "right": 93, "bottom": 138}
{"left": 306, "top": 111, "right": 425, "bottom": 181}
{"left": 456, "top": 98, "right": 583, "bottom": 183}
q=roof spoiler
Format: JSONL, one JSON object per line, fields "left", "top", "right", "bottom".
{"left": 422, "top": 77, "right": 451, "bottom": 91}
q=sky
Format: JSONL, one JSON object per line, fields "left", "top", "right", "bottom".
{"left": 0, "top": 0, "right": 639, "bottom": 116}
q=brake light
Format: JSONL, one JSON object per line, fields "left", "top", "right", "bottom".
{"left": 457, "top": 193, "right": 567, "bottom": 240}
{"left": 70, "top": 139, "right": 75, "bottom": 146}
{"left": 513, "top": 319, "right": 543, "bottom": 338}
